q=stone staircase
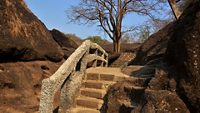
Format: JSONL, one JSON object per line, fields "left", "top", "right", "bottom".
{"left": 69, "top": 67, "right": 151, "bottom": 113}
{"left": 111, "top": 52, "right": 135, "bottom": 67}
{"left": 39, "top": 41, "right": 152, "bottom": 113}
{"left": 69, "top": 67, "right": 129, "bottom": 113}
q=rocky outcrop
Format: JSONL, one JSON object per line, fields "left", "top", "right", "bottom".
{"left": 103, "top": 67, "right": 189, "bottom": 113}
{"left": 0, "top": 0, "right": 63, "bottom": 62}
{"left": 130, "top": 22, "right": 174, "bottom": 65}
{"left": 0, "top": 0, "right": 73, "bottom": 112}
{"left": 102, "top": 42, "right": 140, "bottom": 66}
{"left": 165, "top": 0, "right": 200, "bottom": 112}
{"left": 104, "top": 1, "right": 200, "bottom": 113}
{"left": 101, "top": 42, "right": 141, "bottom": 54}
{"left": 50, "top": 29, "right": 82, "bottom": 49}
{"left": 0, "top": 61, "right": 62, "bottom": 113}
{"left": 50, "top": 29, "right": 82, "bottom": 59}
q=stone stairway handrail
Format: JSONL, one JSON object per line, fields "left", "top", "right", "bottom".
{"left": 39, "top": 40, "right": 108, "bottom": 113}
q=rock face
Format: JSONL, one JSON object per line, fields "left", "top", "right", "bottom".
{"left": 0, "top": 1, "right": 72, "bottom": 112}
{"left": 101, "top": 42, "right": 141, "bottom": 54}
{"left": 103, "top": 75, "right": 189, "bottom": 113}
{"left": 50, "top": 29, "right": 82, "bottom": 59}
{"left": 104, "top": 1, "right": 200, "bottom": 113}
{"left": 101, "top": 42, "right": 141, "bottom": 66}
{"left": 50, "top": 29, "right": 82, "bottom": 49}
{"left": 0, "top": 61, "right": 62, "bottom": 113}
{"left": 131, "top": 22, "right": 174, "bottom": 65}
{"left": 165, "top": 0, "right": 200, "bottom": 112}
{"left": 0, "top": 0, "right": 63, "bottom": 62}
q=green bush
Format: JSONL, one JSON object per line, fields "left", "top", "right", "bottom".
{"left": 85, "top": 36, "right": 104, "bottom": 45}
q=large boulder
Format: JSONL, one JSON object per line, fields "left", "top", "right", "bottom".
{"left": 103, "top": 77, "right": 189, "bottom": 113}
{"left": 104, "top": 1, "right": 200, "bottom": 113}
{"left": 100, "top": 41, "right": 141, "bottom": 54}
{"left": 130, "top": 22, "right": 175, "bottom": 65}
{"left": 0, "top": 61, "right": 62, "bottom": 112}
{"left": 50, "top": 29, "right": 82, "bottom": 59}
{"left": 165, "top": 0, "right": 200, "bottom": 112}
{"left": 0, "top": 0, "right": 63, "bottom": 62}
{"left": 101, "top": 42, "right": 141, "bottom": 66}
{"left": 50, "top": 29, "right": 82, "bottom": 49}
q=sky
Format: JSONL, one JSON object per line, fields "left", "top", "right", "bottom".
{"left": 24, "top": 0, "right": 164, "bottom": 40}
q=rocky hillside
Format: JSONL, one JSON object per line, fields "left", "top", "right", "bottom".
{"left": 101, "top": 42, "right": 141, "bottom": 66}
{"left": 0, "top": 61, "right": 62, "bottom": 113}
{"left": 50, "top": 29, "right": 82, "bottom": 59}
{"left": 104, "top": 0, "right": 200, "bottom": 113}
{"left": 0, "top": 0, "right": 85, "bottom": 112}
{"left": 0, "top": 0, "right": 199, "bottom": 113}
{"left": 0, "top": 0, "right": 63, "bottom": 62}
{"left": 130, "top": 22, "right": 174, "bottom": 65}
{"left": 165, "top": 0, "right": 200, "bottom": 112}
{"left": 0, "top": 0, "right": 66, "bottom": 112}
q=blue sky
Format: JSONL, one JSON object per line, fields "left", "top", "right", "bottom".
{"left": 24, "top": 0, "right": 164, "bottom": 39}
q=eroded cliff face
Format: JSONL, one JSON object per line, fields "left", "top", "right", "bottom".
{"left": 103, "top": 68, "right": 190, "bottom": 113}
{"left": 0, "top": 0, "right": 65, "bottom": 112}
{"left": 0, "top": 0, "right": 63, "bottom": 62}
{"left": 50, "top": 29, "right": 82, "bottom": 59}
{"left": 104, "top": 0, "right": 200, "bottom": 113}
{"left": 165, "top": 0, "right": 200, "bottom": 112}
{"left": 131, "top": 22, "right": 174, "bottom": 65}
{"left": 0, "top": 61, "right": 63, "bottom": 113}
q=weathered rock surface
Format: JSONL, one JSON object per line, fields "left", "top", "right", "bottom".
{"left": 130, "top": 22, "right": 174, "bottom": 65}
{"left": 0, "top": 0, "right": 63, "bottom": 62}
{"left": 101, "top": 42, "right": 141, "bottom": 54}
{"left": 165, "top": 0, "right": 200, "bottom": 112}
{"left": 0, "top": 61, "right": 62, "bottom": 113}
{"left": 104, "top": 1, "right": 200, "bottom": 113}
{"left": 50, "top": 29, "right": 82, "bottom": 59}
{"left": 50, "top": 29, "right": 82, "bottom": 49}
{"left": 102, "top": 42, "right": 140, "bottom": 66}
{"left": 103, "top": 76, "right": 189, "bottom": 113}
{"left": 138, "top": 90, "right": 189, "bottom": 113}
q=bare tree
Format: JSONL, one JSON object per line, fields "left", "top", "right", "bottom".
{"left": 67, "top": 0, "right": 166, "bottom": 53}
{"left": 138, "top": 25, "right": 151, "bottom": 43}
{"left": 121, "top": 33, "right": 134, "bottom": 43}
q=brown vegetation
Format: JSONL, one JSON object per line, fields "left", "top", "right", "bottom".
{"left": 67, "top": 0, "right": 166, "bottom": 53}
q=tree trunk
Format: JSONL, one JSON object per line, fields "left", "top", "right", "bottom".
{"left": 113, "top": 39, "right": 121, "bottom": 53}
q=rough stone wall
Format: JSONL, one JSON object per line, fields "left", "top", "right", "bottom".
{"left": 103, "top": 1, "right": 200, "bottom": 113}
{"left": 130, "top": 22, "right": 175, "bottom": 65}
{"left": 165, "top": 0, "right": 200, "bottom": 112}
{"left": 0, "top": 61, "right": 62, "bottom": 113}
{"left": 103, "top": 68, "right": 190, "bottom": 113}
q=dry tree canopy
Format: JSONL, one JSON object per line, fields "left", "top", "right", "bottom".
{"left": 67, "top": 0, "right": 167, "bottom": 52}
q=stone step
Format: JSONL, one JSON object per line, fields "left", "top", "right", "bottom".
{"left": 86, "top": 73, "right": 115, "bottom": 81}
{"left": 70, "top": 107, "right": 100, "bottom": 113}
{"left": 80, "top": 88, "right": 106, "bottom": 99}
{"left": 76, "top": 96, "right": 103, "bottom": 109}
{"left": 82, "top": 80, "right": 115, "bottom": 89}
